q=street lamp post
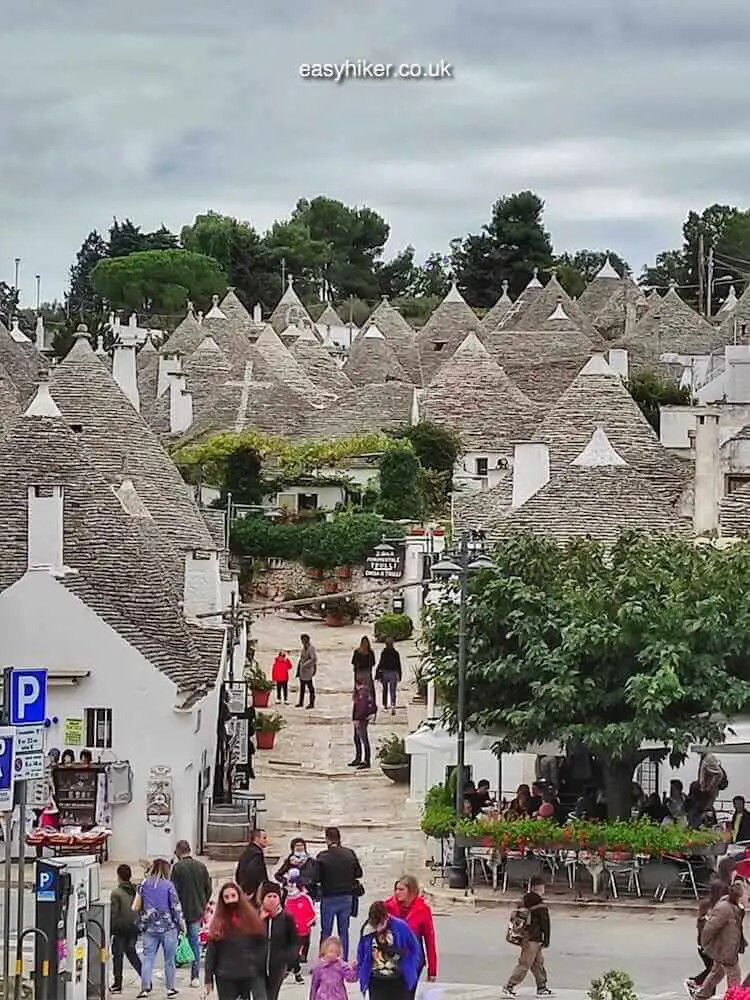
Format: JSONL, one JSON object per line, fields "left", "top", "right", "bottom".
{"left": 430, "top": 529, "right": 493, "bottom": 889}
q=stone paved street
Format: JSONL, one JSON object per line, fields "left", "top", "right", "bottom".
{"left": 248, "top": 614, "right": 426, "bottom": 896}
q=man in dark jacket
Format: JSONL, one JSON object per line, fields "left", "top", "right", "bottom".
{"left": 312, "top": 826, "right": 362, "bottom": 960}
{"left": 109, "top": 864, "right": 142, "bottom": 993}
{"left": 730, "top": 796, "right": 750, "bottom": 843}
{"left": 236, "top": 829, "right": 269, "bottom": 901}
{"left": 503, "top": 876, "right": 553, "bottom": 997}
{"left": 171, "top": 840, "right": 212, "bottom": 986}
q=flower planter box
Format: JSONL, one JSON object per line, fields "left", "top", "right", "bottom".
{"left": 409, "top": 528, "right": 426, "bottom": 536}
{"left": 256, "top": 731, "right": 276, "bottom": 750}
{"left": 380, "top": 762, "right": 410, "bottom": 784}
{"left": 431, "top": 529, "right": 445, "bottom": 537}
{"left": 252, "top": 689, "right": 271, "bottom": 708}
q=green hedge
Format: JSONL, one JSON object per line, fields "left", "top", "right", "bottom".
{"left": 374, "top": 613, "right": 414, "bottom": 642}
{"left": 231, "top": 512, "right": 403, "bottom": 571}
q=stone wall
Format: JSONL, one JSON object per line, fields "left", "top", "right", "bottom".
{"left": 248, "top": 560, "right": 392, "bottom": 621}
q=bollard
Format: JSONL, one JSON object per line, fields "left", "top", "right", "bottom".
{"left": 15, "top": 928, "right": 50, "bottom": 1000}
{"left": 85, "top": 918, "right": 107, "bottom": 1000}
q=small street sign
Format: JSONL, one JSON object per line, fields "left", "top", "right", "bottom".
{"left": 15, "top": 726, "right": 44, "bottom": 754}
{"left": 0, "top": 728, "right": 15, "bottom": 809}
{"left": 14, "top": 752, "right": 44, "bottom": 781}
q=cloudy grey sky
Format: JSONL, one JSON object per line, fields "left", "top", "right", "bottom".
{"left": 3, "top": 0, "right": 750, "bottom": 303}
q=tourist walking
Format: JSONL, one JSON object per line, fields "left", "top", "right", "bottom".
{"left": 309, "top": 937, "right": 358, "bottom": 1000}
{"left": 109, "top": 863, "right": 142, "bottom": 993}
{"left": 350, "top": 676, "right": 376, "bottom": 770}
{"left": 272, "top": 651, "right": 292, "bottom": 705}
{"left": 171, "top": 839, "right": 212, "bottom": 987}
{"left": 297, "top": 634, "right": 317, "bottom": 709}
{"left": 503, "top": 875, "right": 554, "bottom": 997}
{"left": 352, "top": 636, "right": 377, "bottom": 704}
{"left": 258, "top": 882, "right": 299, "bottom": 1000}
{"left": 385, "top": 876, "right": 438, "bottom": 986}
{"left": 283, "top": 869, "right": 317, "bottom": 981}
{"left": 694, "top": 881, "right": 746, "bottom": 999}
{"left": 235, "top": 829, "right": 269, "bottom": 901}
{"left": 375, "top": 638, "right": 402, "bottom": 715}
{"left": 687, "top": 878, "right": 731, "bottom": 995}
{"left": 135, "top": 858, "right": 185, "bottom": 999}
{"left": 313, "top": 827, "right": 363, "bottom": 960}
{"left": 356, "top": 900, "right": 422, "bottom": 1000}
{"left": 274, "top": 836, "right": 317, "bottom": 891}
{"left": 204, "top": 880, "right": 267, "bottom": 1000}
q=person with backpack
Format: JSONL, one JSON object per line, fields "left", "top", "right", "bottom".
{"left": 693, "top": 880, "right": 747, "bottom": 999}
{"left": 503, "top": 876, "right": 554, "bottom": 998}
{"left": 109, "top": 864, "right": 143, "bottom": 993}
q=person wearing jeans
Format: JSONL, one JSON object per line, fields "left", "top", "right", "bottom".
{"left": 375, "top": 638, "right": 402, "bottom": 715}
{"left": 350, "top": 677, "right": 375, "bottom": 771}
{"left": 171, "top": 840, "right": 213, "bottom": 987}
{"left": 136, "top": 858, "right": 185, "bottom": 999}
{"left": 110, "top": 864, "right": 142, "bottom": 992}
{"left": 312, "top": 827, "right": 363, "bottom": 960}
{"left": 296, "top": 634, "right": 317, "bottom": 709}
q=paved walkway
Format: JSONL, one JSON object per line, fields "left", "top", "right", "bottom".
{"left": 248, "top": 614, "right": 427, "bottom": 896}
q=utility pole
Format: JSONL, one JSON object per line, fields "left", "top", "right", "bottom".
{"left": 34, "top": 275, "right": 41, "bottom": 314}
{"left": 697, "top": 232, "right": 705, "bottom": 316}
{"left": 706, "top": 247, "right": 715, "bottom": 318}
{"left": 280, "top": 258, "right": 286, "bottom": 293}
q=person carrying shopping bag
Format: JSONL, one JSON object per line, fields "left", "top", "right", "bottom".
{"left": 134, "top": 858, "right": 186, "bottom": 999}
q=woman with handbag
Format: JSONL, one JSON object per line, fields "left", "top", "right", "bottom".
{"left": 134, "top": 859, "right": 185, "bottom": 1000}
{"left": 694, "top": 881, "right": 747, "bottom": 999}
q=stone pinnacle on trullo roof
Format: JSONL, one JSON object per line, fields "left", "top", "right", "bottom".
{"left": 24, "top": 373, "right": 62, "bottom": 418}
{"left": 528, "top": 267, "right": 543, "bottom": 289}
{"left": 571, "top": 427, "right": 627, "bottom": 468}
{"left": 547, "top": 300, "right": 570, "bottom": 322}
{"left": 595, "top": 256, "right": 621, "bottom": 280}
{"left": 205, "top": 294, "right": 227, "bottom": 320}
{"left": 719, "top": 285, "right": 739, "bottom": 314}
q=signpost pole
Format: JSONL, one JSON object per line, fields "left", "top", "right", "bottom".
{"left": 2, "top": 813, "right": 12, "bottom": 1000}
{"left": 12, "top": 781, "right": 25, "bottom": 1000}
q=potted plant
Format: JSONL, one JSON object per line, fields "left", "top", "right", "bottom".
{"left": 254, "top": 712, "right": 285, "bottom": 750}
{"left": 307, "top": 567, "right": 323, "bottom": 579}
{"left": 409, "top": 527, "right": 426, "bottom": 536}
{"left": 336, "top": 565, "right": 351, "bottom": 579}
{"left": 247, "top": 665, "right": 273, "bottom": 708}
{"left": 323, "top": 577, "right": 338, "bottom": 595}
{"left": 377, "top": 734, "right": 410, "bottom": 784}
{"left": 320, "top": 596, "right": 360, "bottom": 626}
{"left": 587, "top": 971, "right": 638, "bottom": 1000}
{"left": 411, "top": 663, "right": 428, "bottom": 704}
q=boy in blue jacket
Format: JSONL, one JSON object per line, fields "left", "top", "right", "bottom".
{"left": 356, "top": 900, "right": 421, "bottom": 1000}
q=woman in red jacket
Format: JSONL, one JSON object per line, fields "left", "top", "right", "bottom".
{"left": 385, "top": 875, "right": 438, "bottom": 988}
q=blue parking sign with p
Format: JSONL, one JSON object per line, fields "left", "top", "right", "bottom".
{"left": 9, "top": 668, "right": 47, "bottom": 726}
{"left": 0, "top": 732, "right": 13, "bottom": 791}
{"left": 36, "top": 866, "right": 56, "bottom": 902}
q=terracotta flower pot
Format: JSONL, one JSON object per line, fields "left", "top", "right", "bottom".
{"left": 410, "top": 528, "right": 426, "bottom": 536}
{"left": 431, "top": 529, "right": 445, "bottom": 537}
{"left": 336, "top": 566, "right": 351, "bottom": 579}
{"left": 323, "top": 578, "right": 338, "bottom": 594}
{"left": 308, "top": 568, "right": 323, "bottom": 579}
{"left": 326, "top": 613, "right": 344, "bottom": 627}
{"left": 256, "top": 731, "right": 276, "bottom": 750}
{"left": 252, "top": 689, "right": 271, "bottom": 708}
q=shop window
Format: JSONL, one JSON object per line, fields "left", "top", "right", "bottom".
{"left": 84, "top": 707, "right": 113, "bottom": 749}
{"left": 475, "top": 457, "right": 488, "bottom": 477}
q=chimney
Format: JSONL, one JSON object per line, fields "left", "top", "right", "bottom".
{"left": 183, "top": 550, "right": 223, "bottom": 619}
{"left": 512, "top": 443, "right": 550, "bottom": 507}
{"left": 157, "top": 353, "right": 181, "bottom": 397}
{"left": 27, "top": 485, "right": 64, "bottom": 573}
{"left": 34, "top": 315, "right": 45, "bottom": 353}
{"left": 169, "top": 374, "right": 193, "bottom": 434}
{"left": 624, "top": 298, "right": 637, "bottom": 336}
{"left": 607, "top": 348, "right": 629, "bottom": 380}
{"left": 112, "top": 341, "right": 140, "bottom": 410}
{"left": 693, "top": 410, "right": 721, "bottom": 535}
{"left": 252, "top": 304, "right": 262, "bottom": 323}
{"left": 725, "top": 344, "right": 750, "bottom": 403}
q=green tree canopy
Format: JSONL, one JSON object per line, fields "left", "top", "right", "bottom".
{"left": 423, "top": 532, "right": 750, "bottom": 819}
{"left": 375, "top": 441, "right": 424, "bottom": 520}
{"left": 89, "top": 249, "right": 227, "bottom": 315}
{"left": 67, "top": 230, "right": 108, "bottom": 319}
{"left": 451, "top": 191, "right": 555, "bottom": 306}
{"left": 627, "top": 368, "right": 691, "bottom": 433}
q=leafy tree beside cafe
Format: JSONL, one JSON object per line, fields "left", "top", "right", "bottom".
{"left": 423, "top": 531, "right": 750, "bottom": 820}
